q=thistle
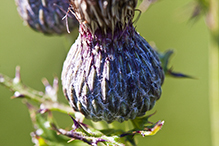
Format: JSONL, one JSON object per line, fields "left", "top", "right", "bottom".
{"left": 61, "top": 0, "right": 165, "bottom": 123}
{"left": 15, "top": 0, "right": 78, "bottom": 34}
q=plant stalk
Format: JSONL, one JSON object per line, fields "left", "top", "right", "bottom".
{"left": 207, "top": 0, "right": 219, "bottom": 145}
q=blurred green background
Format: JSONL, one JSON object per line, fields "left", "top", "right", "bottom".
{"left": 0, "top": 0, "right": 211, "bottom": 146}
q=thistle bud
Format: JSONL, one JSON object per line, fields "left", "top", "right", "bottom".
{"left": 61, "top": 0, "right": 164, "bottom": 123}
{"left": 15, "top": 0, "right": 78, "bottom": 34}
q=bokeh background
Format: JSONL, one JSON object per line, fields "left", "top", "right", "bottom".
{"left": 0, "top": 0, "right": 211, "bottom": 146}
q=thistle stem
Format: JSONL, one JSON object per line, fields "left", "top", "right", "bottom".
{"left": 0, "top": 70, "right": 74, "bottom": 115}
{"left": 209, "top": 40, "right": 219, "bottom": 146}
{"left": 207, "top": 0, "right": 219, "bottom": 145}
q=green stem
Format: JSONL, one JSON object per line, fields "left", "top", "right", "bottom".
{"left": 207, "top": 0, "right": 219, "bottom": 146}
{"left": 41, "top": 101, "right": 74, "bottom": 114}
{"left": 0, "top": 69, "right": 74, "bottom": 115}
{"left": 209, "top": 41, "right": 219, "bottom": 146}
{"left": 0, "top": 72, "right": 44, "bottom": 102}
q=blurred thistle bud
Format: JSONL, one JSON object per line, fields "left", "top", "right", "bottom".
{"left": 61, "top": 0, "right": 165, "bottom": 123}
{"left": 15, "top": 0, "right": 78, "bottom": 35}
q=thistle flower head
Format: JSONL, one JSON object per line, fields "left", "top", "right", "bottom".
{"left": 15, "top": 0, "right": 78, "bottom": 34}
{"left": 69, "top": 0, "right": 137, "bottom": 34}
{"left": 62, "top": 0, "right": 165, "bottom": 123}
